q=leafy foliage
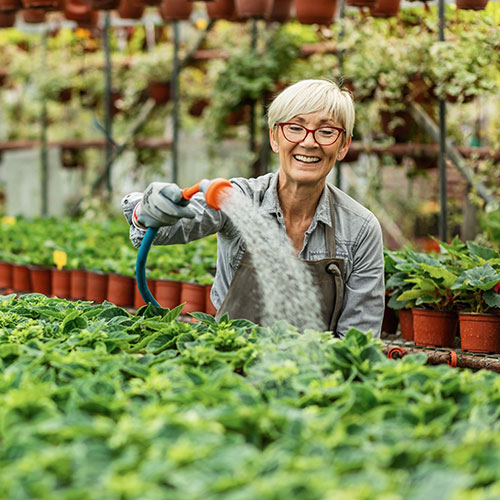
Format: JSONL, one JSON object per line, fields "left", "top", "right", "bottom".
{"left": 2, "top": 295, "right": 500, "bottom": 498}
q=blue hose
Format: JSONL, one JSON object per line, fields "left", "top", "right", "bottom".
{"left": 136, "top": 227, "right": 160, "bottom": 307}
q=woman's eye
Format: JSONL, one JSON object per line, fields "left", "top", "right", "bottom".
{"left": 289, "top": 126, "right": 304, "bottom": 132}
{"left": 318, "top": 129, "right": 334, "bottom": 137}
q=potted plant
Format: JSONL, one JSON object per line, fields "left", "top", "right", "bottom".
{"left": 450, "top": 243, "right": 500, "bottom": 353}
{"left": 294, "top": 0, "right": 337, "bottom": 25}
{"left": 134, "top": 45, "right": 173, "bottom": 105}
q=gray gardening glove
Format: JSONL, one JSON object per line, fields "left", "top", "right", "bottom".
{"left": 134, "top": 182, "right": 195, "bottom": 228}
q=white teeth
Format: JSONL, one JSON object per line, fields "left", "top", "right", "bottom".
{"left": 294, "top": 154, "right": 320, "bottom": 163}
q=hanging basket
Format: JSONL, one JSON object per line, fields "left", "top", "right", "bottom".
{"left": 87, "top": 0, "right": 119, "bottom": 9}
{"left": 369, "top": 0, "right": 400, "bottom": 17}
{"left": 0, "top": 0, "right": 21, "bottom": 12}
{"left": 159, "top": 0, "right": 192, "bottom": 21}
{"left": 0, "top": 11, "right": 15, "bottom": 27}
{"left": 206, "top": 0, "right": 234, "bottom": 19}
{"left": 456, "top": 0, "right": 488, "bottom": 9}
{"left": 234, "top": 0, "right": 266, "bottom": 18}
{"left": 117, "top": 0, "right": 144, "bottom": 17}
{"left": 21, "top": 8, "right": 46, "bottom": 23}
{"left": 265, "top": 0, "right": 292, "bottom": 22}
{"left": 294, "top": 0, "right": 337, "bottom": 25}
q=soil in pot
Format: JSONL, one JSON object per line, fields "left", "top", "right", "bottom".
{"left": 29, "top": 266, "right": 52, "bottom": 296}
{"left": 155, "top": 279, "right": 181, "bottom": 310}
{"left": 180, "top": 282, "right": 206, "bottom": 314}
{"left": 413, "top": 308, "right": 458, "bottom": 348}
{"left": 459, "top": 313, "right": 500, "bottom": 354}
{"left": 107, "top": 274, "right": 134, "bottom": 307}
{"left": 398, "top": 308, "right": 414, "bottom": 341}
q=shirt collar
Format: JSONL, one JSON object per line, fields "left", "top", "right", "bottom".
{"left": 261, "top": 172, "right": 333, "bottom": 228}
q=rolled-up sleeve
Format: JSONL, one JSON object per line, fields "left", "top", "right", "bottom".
{"left": 336, "top": 213, "right": 385, "bottom": 338}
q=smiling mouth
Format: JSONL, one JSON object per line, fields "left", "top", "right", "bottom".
{"left": 293, "top": 154, "right": 321, "bottom": 164}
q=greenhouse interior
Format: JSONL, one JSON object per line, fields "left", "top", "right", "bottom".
{"left": 1, "top": 0, "right": 500, "bottom": 497}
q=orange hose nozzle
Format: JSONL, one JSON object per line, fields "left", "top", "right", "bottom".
{"left": 182, "top": 179, "right": 206, "bottom": 200}
{"left": 202, "top": 178, "right": 233, "bottom": 210}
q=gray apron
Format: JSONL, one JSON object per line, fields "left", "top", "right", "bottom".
{"left": 216, "top": 189, "right": 345, "bottom": 332}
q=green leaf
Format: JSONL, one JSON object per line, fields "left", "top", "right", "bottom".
{"left": 190, "top": 312, "right": 217, "bottom": 325}
{"left": 466, "top": 241, "right": 499, "bottom": 261}
{"left": 484, "top": 290, "right": 500, "bottom": 308}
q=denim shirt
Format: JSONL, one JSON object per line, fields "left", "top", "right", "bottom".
{"left": 121, "top": 172, "right": 385, "bottom": 337}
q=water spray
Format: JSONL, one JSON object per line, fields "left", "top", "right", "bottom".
{"left": 136, "top": 178, "right": 233, "bottom": 307}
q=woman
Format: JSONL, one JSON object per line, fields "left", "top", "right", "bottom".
{"left": 122, "top": 79, "right": 385, "bottom": 337}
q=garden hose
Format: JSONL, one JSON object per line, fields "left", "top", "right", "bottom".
{"left": 136, "top": 178, "right": 232, "bottom": 306}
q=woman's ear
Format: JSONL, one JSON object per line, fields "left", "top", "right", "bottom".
{"left": 336, "top": 136, "right": 352, "bottom": 161}
{"left": 269, "top": 128, "right": 279, "bottom": 153}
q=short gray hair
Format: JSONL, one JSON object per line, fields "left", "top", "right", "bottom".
{"left": 267, "top": 79, "right": 355, "bottom": 148}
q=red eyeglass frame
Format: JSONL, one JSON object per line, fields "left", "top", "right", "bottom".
{"left": 278, "top": 122, "right": 345, "bottom": 146}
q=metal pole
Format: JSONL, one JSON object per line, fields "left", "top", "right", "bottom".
{"left": 249, "top": 18, "right": 258, "bottom": 154}
{"left": 172, "top": 20, "right": 180, "bottom": 184}
{"left": 437, "top": 0, "right": 447, "bottom": 241}
{"left": 103, "top": 11, "right": 113, "bottom": 197}
{"left": 40, "top": 28, "right": 49, "bottom": 217}
{"left": 336, "top": 0, "right": 346, "bottom": 190}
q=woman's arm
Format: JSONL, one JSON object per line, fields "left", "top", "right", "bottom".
{"left": 336, "top": 213, "right": 385, "bottom": 338}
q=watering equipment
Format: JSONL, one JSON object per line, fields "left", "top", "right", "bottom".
{"left": 136, "top": 178, "right": 232, "bottom": 307}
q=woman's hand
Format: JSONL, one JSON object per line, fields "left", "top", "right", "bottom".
{"left": 134, "top": 182, "right": 195, "bottom": 229}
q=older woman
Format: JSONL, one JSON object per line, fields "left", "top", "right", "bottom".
{"left": 122, "top": 79, "right": 385, "bottom": 337}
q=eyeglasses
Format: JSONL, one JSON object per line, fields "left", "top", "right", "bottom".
{"left": 278, "top": 122, "right": 345, "bottom": 146}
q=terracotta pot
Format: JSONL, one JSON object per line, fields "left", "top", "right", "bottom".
{"left": 155, "top": 279, "right": 181, "bottom": 310}
{"left": 159, "top": 0, "right": 192, "bottom": 21}
{"left": 12, "top": 264, "right": 31, "bottom": 292}
{"left": 381, "top": 295, "right": 399, "bottom": 335}
{"left": 117, "top": 0, "right": 144, "bottom": 18}
{"left": 132, "top": 0, "right": 160, "bottom": 7}
{"left": 64, "top": 0, "right": 94, "bottom": 20}
{"left": 206, "top": 0, "right": 235, "bottom": 19}
{"left": 0, "top": 261, "right": 13, "bottom": 289}
{"left": 265, "top": 0, "right": 292, "bottom": 22}
{"left": 29, "top": 266, "right": 52, "bottom": 296}
{"left": 70, "top": 269, "right": 87, "bottom": 300}
{"left": 456, "top": 0, "right": 488, "bottom": 9}
{"left": 85, "top": 271, "right": 108, "bottom": 303}
{"left": 107, "top": 274, "right": 134, "bottom": 307}
{"left": 380, "top": 110, "right": 415, "bottom": 143}
{"left": 21, "top": 0, "right": 57, "bottom": 7}
{"left": 180, "top": 282, "right": 206, "bottom": 314}
{"left": 413, "top": 308, "right": 458, "bottom": 348}
{"left": 188, "top": 98, "right": 210, "bottom": 117}
{"left": 459, "top": 313, "right": 500, "bottom": 354}
{"left": 294, "top": 0, "right": 337, "bottom": 25}
{"left": 369, "top": 0, "right": 400, "bottom": 17}
{"left": 52, "top": 269, "right": 71, "bottom": 298}
{"left": 398, "top": 308, "right": 414, "bottom": 342}
{"left": 205, "top": 284, "right": 217, "bottom": 316}
{"left": 0, "top": 0, "right": 22, "bottom": 11}
{"left": 0, "top": 12, "right": 15, "bottom": 27}
{"left": 134, "top": 279, "right": 155, "bottom": 309}
{"left": 235, "top": 0, "right": 266, "bottom": 18}
{"left": 148, "top": 80, "right": 171, "bottom": 105}
{"left": 21, "top": 8, "right": 46, "bottom": 23}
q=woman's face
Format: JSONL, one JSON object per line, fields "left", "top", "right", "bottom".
{"left": 270, "top": 110, "right": 351, "bottom": 188}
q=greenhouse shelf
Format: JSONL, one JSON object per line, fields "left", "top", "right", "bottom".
{"left": 382, "top": 338, "right": 500, "bottom": 373}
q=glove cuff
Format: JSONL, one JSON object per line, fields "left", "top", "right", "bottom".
{"left": 132, "top": 202, "right": 148, "bottom": 231}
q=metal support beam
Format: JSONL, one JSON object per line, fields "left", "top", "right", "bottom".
{"left": 336, "top": 0, "right": 346, "bottom": 190}
{"left": 249, "top": 18, "right": 258, "bottom": 155}
{"left": 40, "top": 28, "right": 49, "bottom": 217}
{"left": 103, "top": 11, "right": 113, "bottom": 197}
{"left": 437, "top": 0, "right": 447, "bottom": 241}
{"left": 172, "top": 20, "right": 180, "bottom": 184}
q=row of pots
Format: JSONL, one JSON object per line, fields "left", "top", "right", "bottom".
{"left": 0, "top": 261, "right": 217, "bottom": 315}
{"left": 396, "top": 308, "right": 500, "bottom": 355}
